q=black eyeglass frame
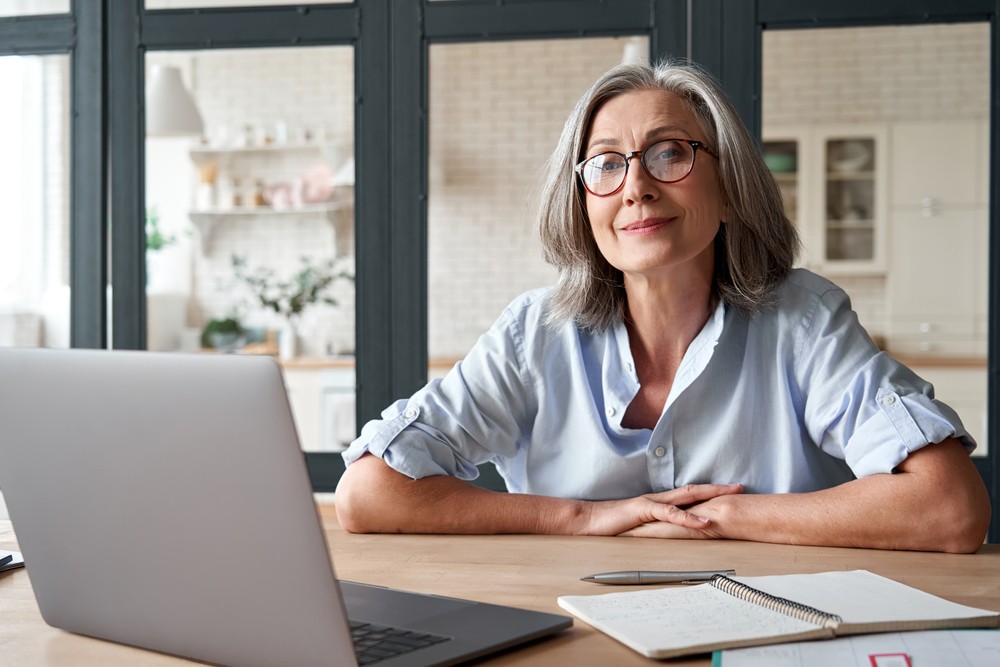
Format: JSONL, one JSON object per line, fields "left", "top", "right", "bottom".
{"left": 574, "top": 139, "right": 719, "bottom": 197}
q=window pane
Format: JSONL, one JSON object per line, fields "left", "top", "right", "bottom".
{"left": 145, "top": 47, "right": 356, "bottom": 452}
{"left": 0, "top": 0, "right": 68, "bottom": 17}
{"left": 427, "top": 36, "right": 647, "bottom": 377}
{"left": 762, "top": 23, "right": 990, "bottom": 455}
{"left": 145, "top": 0, "right": 348, "bottom": 8}
{"left": 0, "top": 54, "right": 70, "bottom": 349}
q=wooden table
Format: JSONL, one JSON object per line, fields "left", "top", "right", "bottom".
{"left": 2, "top": 504, "right": 999, "bottom": 666}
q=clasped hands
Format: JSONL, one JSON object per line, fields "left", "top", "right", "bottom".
{"left": 580, "top": 483, "right": 744, "bottom": 539}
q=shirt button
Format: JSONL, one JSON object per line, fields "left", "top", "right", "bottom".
{"left": 403, "top": 408, "right": 418, "bottom": 419}
{"left": 626, "top": 362, "right": 634, "bottom": 373}
{"left": 882, "top": 395, "right": 897, "bottom": 406}
{"left": 654, "top": 446, "right": 666, "bottom": 457}
{"left": 606, "top": 407, "right": 616, "bottom": 417}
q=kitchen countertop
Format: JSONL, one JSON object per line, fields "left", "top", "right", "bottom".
{"left": 889, "top": 354, "right": 988, "bottom": 369}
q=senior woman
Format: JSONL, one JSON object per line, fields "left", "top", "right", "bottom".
{"left": 336, "top": 60, "right": 990, "bottom": 553}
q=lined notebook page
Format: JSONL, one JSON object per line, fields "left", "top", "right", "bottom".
{"left": 732, "top": 570, "right": 1000, "bottom": 632}
{"left": 557, "top": 582, "right": 830, "bottom": 658}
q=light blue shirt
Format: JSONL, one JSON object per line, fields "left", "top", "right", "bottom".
{"left": 342, "top": 269, "right": 973, "bottom": 499}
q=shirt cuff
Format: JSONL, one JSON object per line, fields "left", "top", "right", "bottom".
{"left": 341, "top": 400, "right": 481, "bottom": 481}
{"left": 845, "top": 387, "right": 974, "bottom": 478}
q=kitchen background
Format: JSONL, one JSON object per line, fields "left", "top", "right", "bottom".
{"left": 0, "top": 21, "right": 989, "bottom": 467}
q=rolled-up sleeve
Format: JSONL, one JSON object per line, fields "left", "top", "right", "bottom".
{"left": 795, "top": 286, "right": 974, "bottom": 478}
{"left": 341, "top": 292, "right": 538, "bottom": 481}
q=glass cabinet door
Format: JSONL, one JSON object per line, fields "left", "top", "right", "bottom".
{"left": 762, "top": 139, "right": 800, "bottom": 226}
{"left": 824, "top": 136, "right": 877, "bottom": 263}
{"left": 763, "top": 125, "right": 886, "bottom": 275}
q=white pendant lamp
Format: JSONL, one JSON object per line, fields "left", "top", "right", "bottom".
{"left": 146, "top": 65, "right": 204, "bottom": 137}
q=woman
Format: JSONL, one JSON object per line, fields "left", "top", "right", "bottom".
{"left": 336, "top": 60, "right": 990, "bottom": 552}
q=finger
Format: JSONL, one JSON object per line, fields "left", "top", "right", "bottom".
{"left": 647, "top": 501, "right": 713, "bottom": 529}
{"left": 647, "top": 483, "right": 742, "bottom": 507}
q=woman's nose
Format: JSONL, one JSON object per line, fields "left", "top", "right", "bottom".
{"left": 620, "top": 156, "right": 660, "bottom": 204}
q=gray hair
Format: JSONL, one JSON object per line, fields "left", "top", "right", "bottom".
{"left": 537, "top": 59, "right": 799, "bottom": 330}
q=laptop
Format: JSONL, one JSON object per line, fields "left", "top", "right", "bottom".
{"left": 0, "top": 347, "right": 571, "bottom": 666}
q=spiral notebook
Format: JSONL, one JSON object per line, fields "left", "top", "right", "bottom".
{"left": 557, "top": 569, "right": 1000, "bottom": 659}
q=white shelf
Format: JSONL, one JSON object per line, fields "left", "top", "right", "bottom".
{"left": 825, "top": 219, "right": 875, "bottom": 230}
{"left": 190, "top": 203, "right": 346, "bottom": 217}
{"left": 189, "top": 201, "right": 349, "bottom": 253}
{"left": 826, "top": 170, "right": 875, "bottom": 181}
{"left": 190, "top": 141, "right": 339, "bottom": 157}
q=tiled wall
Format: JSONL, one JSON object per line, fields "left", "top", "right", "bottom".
{"left": 763, "top": 23, "right": 989, "bottom": 126}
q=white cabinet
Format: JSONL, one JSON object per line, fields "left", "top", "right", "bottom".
{"left": 282, "top": 363, "right": 356, "bottom": 452}
{"left": 763, "top": 124, "right": 888, "bottom": 276}
{"left": 907, "top": 364, "right": 988, "bottom": 457}
{"left": 890, "top": 121, "right": 981, "bottom": 207}
{"left": 886, "top": 120, "right": 988, "bottom": 357}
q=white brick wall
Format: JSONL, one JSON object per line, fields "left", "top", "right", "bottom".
{"left": 764, "top": 23, "right": 989, "bottom": 126}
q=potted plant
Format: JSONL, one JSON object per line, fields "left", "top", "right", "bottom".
{"left": 229, "top": 254, "right": 353, "bottom": 359}
{"left": 200, "top": 316, "right": 244, "bottom": 351}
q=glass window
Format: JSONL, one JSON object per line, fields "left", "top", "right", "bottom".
{"left": 145, "top": 47, "right": 356, "bottom": 452}
{"left": 762, "top": 23, "right": 990, "bottom": 455}
{"left": 0, "top": 0, "right": 68, "bottom": 17}
{"left": 0, "top": 54, "right": 70, "bottom": 349}
{"left": 427, "top": 36, "right": 648, "bottom": 378}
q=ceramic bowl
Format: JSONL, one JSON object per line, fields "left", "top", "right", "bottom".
{"left": 764, "top": 153, "right": 796, "bottom": 173}
{"left": 829, "top": 141, "right": 872, "bottom": 172}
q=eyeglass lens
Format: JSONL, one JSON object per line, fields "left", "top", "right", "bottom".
{"left": 579, "top": 139, "right": 696, "bottom": 196}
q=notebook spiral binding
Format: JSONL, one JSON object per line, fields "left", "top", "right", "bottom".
{"left": 710, "top": 575, "right": 843, "bottom": 629}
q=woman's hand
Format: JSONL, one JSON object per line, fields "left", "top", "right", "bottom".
{"left": 575, "top": 483, "right": 743, "bottom": 536}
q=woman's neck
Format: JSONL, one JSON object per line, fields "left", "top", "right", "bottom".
{"left": 623, "top": 269, "right": 714, "bottom": 368}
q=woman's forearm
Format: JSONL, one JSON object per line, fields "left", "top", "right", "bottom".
{"left": 690, "top": 438, "right": 991, "bottom": 553}
{"left": 335, "top": 453, "right": 744, "bottom": 536}
{"left": 335, "top": 454, "right": 586, "bottom": 534}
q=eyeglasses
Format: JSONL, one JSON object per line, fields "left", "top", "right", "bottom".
{"left": 574, "top": 139, "right": 718, "bottom": 197}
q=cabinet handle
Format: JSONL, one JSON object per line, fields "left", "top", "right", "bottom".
{"left": 920, "top": 197, "right": 937, "bottom": 218}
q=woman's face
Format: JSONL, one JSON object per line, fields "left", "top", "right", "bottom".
{"left": 581, "top": 88, "right": 727, "bottom": 287}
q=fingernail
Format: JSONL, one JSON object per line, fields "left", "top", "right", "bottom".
{"left": 696, "top": 515, "right": 709, "bottom": 523}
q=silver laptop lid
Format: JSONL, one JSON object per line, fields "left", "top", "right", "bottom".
{"left": 0, "top": 348, "right": 357, "bottom": 667}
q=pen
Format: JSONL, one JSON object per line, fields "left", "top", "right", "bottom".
{"left": 580, "top": 569, "right": 735, "bottom": 585}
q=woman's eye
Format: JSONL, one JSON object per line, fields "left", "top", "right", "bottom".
{"left": 656, "top": 147, "right": 682, "bottom": 161}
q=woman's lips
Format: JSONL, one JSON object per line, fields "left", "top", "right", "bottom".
{"left": 620, "top": 217, "right": 675, "bottom": 234}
